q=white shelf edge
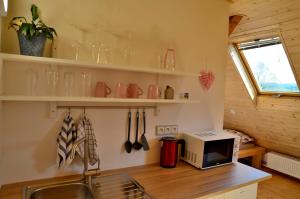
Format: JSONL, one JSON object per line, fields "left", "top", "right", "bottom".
{"left": 0, "top": 53, "right": 199, "bottom": 77}
{"left": 0, "top": 96, "right": 201, "bottom": 104}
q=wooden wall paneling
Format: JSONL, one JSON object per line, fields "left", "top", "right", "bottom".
{"left": 225, "top": 37, "right": 300, "bottom": 158}
{"left": 230, "top": 0, "right": 300, "bottom": 33}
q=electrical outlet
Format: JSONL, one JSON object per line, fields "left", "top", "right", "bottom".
{"left": 156, "top": 125, "right": 179, "bottom": 136}
{"left": 156, "top": 126, "right": 165, "bottom": 136}
{"left": 165, "top": 126, "right": 171, "bottom": 135}
{"left": 170, "top": 125, "right": 178, "bottom": 134}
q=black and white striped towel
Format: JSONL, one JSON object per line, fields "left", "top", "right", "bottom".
{"left": 56, "top": 114, "right": 77, "bottom": 168}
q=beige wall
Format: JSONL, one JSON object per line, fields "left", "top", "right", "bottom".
{"left": 1, "top": 0, "right": 229, "bottom": 184}
{"left": 224, "top": 0, "right": 300, "bottom": 158}
{"left": 0, "top": 16, "right": 3, "bottom": 187}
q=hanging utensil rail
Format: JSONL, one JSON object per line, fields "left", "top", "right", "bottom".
{"left": 56, "top": 105, "right": 157, "bottom": 110}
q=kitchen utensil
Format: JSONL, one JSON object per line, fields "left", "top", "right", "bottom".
{"left": 95, "top": 81, "right": 111, "bottom": 97}
{"left": 115, "top": 82, "right": 127, "bottom": 98}
{"left": 147, "top": 84, "right": 161, "bottom": 99}
{"left": 160, "top": 137, "right": 185, "bottom": 168}
{"left": 125, "top": 110, "right": 132, "bottom": 153}
{"left": 141, "top": 110, "right": 150, "bottom": 151}
{"left": 164, "top": 85, "right": 174, "bottom": 99}
{"left": 127, "top": 83, "right": 143, "bottom": 98}
{"left": 133, "top": 110, "right": 143, "bottom": 150}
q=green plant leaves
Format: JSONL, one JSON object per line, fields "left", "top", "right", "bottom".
{"left": 8, "top": 4, "right": 57, "bottom": 41}
{"left": 31, "top": 4, "right": 39, "bottom": 21}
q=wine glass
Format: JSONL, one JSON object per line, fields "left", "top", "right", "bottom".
{"left": 71, "top": 41, "right": 82, "bottom": 61}
{"left": 46, "top": 68, "right": 59, "bottom": 96}
{"left": 26, "top": 68, "right": 39, "bottom": 96}
{"left": 80, "top": 72, "right": 92, "bottom": 96}
{"left": 63, "top": 72, "right": 75, "bottom": 96}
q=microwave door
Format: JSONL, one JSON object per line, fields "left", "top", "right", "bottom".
{"left": 202, "top": 138, "right": 234, "bottom": 168}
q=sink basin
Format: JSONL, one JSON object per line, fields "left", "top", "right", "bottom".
{"left": 24, "top": 181, "right": 94, "bottom": 199}
{"left": 24, "top": 174, "right": 152, "bottom": 199}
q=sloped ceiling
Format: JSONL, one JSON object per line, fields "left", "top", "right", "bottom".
{"left": 225, "top": 0, "right": 300, "bottom": 157}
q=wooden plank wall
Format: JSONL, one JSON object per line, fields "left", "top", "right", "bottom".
{"left": 225, "top": 0, "right": 300, "bottom": 158}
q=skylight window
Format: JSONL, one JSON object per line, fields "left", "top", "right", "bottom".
{"left": 232, "top": 36, "right": 300, "bottom": 96}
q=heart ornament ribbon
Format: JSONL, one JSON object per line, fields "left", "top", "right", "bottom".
{"left": 198, "top": 70, "right": 215, "bottom": 91}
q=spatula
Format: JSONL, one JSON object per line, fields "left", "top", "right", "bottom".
{"left": 133, "top": 110, "right": 143, "bottom": 150}
{"left": 141, "top": 110, "right": 150, "bottom": 151}
{"left": 124, "top": 110, "right": 132, "bottom": 153}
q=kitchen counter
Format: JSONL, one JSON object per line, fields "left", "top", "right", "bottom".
{"left": 0, "top": 161, "right": 271, "bottom": 199}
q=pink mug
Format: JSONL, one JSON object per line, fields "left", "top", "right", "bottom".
{"left": 95, "top": 82, "right": 111, "bottom": 97}
{"left": 115, "top": 82, "right": 128, "bottom": 98}
{"left": 127, "top": 83, "right": 143, "bottom": 98}
{"left": 147, "top": 84, "right": 161, "bottom": 99}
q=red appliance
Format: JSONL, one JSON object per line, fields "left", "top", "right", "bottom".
{"left": 160, "top": 137, "right": 185, "bottom": 168}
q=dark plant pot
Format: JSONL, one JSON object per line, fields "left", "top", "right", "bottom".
{"left": 18, "top": 33, "right": 46, "bottom": 57}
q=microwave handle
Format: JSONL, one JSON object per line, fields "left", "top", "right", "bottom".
{"left": 177, "top": 139, "right": 185, "bottom": 157}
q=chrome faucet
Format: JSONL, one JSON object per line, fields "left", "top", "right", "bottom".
{"left": 70, "top": 136, "right": 100, "bottom": 190}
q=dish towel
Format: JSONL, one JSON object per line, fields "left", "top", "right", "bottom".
{"left": 77, "top": 116, "right": 99, "bottom": 166}
{"left": 85, "top": 118, "right": 99, "bottom": 166}
{"left": 56, "top": 114, "right": 77, "bottom": 168}
{"left": 76, "top": 118, "right": 86, "bottom": 159}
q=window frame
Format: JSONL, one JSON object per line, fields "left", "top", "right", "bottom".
{"left": 229, "top": 44, "right": 258, "bottom": 104}
{"left": 233, "top": 33, "right": 300, "bottom": 97}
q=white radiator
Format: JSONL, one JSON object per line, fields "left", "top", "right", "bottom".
{"left": 264, "top": 152, "right": 300, "bottom": 179}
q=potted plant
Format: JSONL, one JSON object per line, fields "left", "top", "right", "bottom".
{"left": 8, "top": 4, "right": 57, "bottom": 57}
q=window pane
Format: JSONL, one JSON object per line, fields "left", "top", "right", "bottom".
{"left": 241, "top": 44, "right": 299, "bottom": 93}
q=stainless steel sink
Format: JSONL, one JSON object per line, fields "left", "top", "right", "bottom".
{"left": 24, "top": 181, "right": 94, "bottom": 199}
{"left": 24, "top": 174, "right": 152, "bottom": 199}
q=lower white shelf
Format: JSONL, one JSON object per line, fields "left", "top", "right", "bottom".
{"left": 0, "top": 96, "right": 201, "bottom": 105}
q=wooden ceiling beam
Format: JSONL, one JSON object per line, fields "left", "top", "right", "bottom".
{"left": 229, "top": 15, "right": 243, "bottom": 35}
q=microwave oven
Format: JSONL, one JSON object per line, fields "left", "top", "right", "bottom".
{"left": 181, "top": 131, "right": 240, "bottom": 169}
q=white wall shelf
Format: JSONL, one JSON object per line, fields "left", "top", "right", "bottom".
{"left": 0, "top": 53, "right": 199, "bottom": 77}
{"left": 0, "top": 95, "right": 200, "bottom": 104}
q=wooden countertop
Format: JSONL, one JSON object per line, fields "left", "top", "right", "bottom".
{"left": 0, "top": 161, "right": 271, "bottom": 199}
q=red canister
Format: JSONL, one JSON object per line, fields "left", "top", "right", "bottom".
{"left": 160, "top": 137, "right": 185, "bottom": 168}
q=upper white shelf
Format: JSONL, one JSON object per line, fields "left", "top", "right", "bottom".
{"left": 0, "top": 53, "right": 199, "bottom": 77}
{"left": 0, "top": 95, "right": 201, "bottom": 104}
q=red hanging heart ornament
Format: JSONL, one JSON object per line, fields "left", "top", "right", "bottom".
{"left": 198, "top": 70, "right": 215, "bottom": 91}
